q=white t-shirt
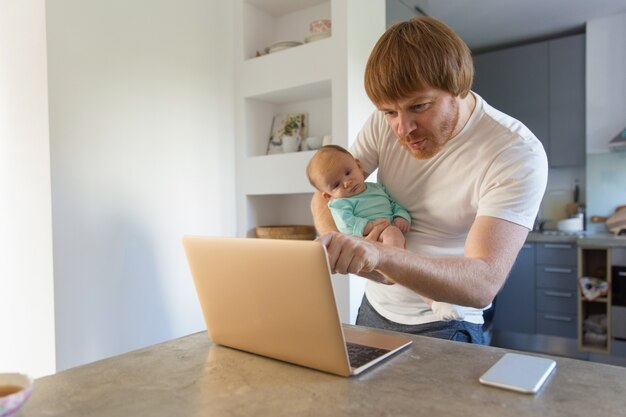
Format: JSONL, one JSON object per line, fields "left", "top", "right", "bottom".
{"left": 350, "top": 92, "right": 548, "bottom": 325}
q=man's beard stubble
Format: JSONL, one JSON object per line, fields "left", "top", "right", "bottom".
{"left": 399, "top": 99, "right": 460, "bottom": 160}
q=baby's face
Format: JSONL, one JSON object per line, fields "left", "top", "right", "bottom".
{"left": 318, "top": 153, "right": 366, "bottom": 200}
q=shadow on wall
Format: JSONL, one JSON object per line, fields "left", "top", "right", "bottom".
{"left": 55, "top": 211, "right": 172, "bottom": 371}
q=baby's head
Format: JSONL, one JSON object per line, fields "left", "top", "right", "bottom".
{"left": 307, "top": 145, "right": 367, "bottom": 201}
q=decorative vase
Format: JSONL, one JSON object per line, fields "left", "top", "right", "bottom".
{"left": 282, "top": 135, "right": 300, "bottom": 153}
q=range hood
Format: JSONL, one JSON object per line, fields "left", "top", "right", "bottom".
{"left": 608, "top": 127, "right": 626, "bottom": 152}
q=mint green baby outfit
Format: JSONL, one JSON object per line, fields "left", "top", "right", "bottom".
{"left": 328, "top": 182, "right": 411, "bottom": 236}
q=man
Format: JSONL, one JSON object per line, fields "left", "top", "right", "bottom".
{"left": 312, "top": 16, "right": 548, "bottom": 344}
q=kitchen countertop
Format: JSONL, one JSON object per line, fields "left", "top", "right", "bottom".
{"left": 527, "top": 231, "right": 626, "bottom": 247}
{"left": 527, "top": 231, "right": 581, "bottom": 243}
{"left": 18, "top": 330, "right": 626, "bottom": 417}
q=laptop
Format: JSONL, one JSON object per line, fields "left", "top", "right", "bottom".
{"left": 182, "top": 235, "right": 412, "bottom": 377}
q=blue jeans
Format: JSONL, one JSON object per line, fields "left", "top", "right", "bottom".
{"left": 356, "top": 295, "right": 485, "bottom": 344}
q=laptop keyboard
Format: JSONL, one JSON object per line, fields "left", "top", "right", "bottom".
{"left": 346, "top": 342, "right": 390, "bottom": 368}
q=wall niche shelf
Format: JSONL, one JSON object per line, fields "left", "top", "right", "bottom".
{"left": 242, "top": 0, "right": 332, "bottom": 61}
{"left": 234, "top": 0, "right": 387, "bottom": 323}
{"left": 244, "top": 80, "right": 332, "bottom": 158}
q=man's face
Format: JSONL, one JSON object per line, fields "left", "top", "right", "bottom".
{"left": 378, "top": 88, "right": 460, "bottom": 160}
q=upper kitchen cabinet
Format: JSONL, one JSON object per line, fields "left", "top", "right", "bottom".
{"left": 473, "top": 42, "right": 550, "bottom": 153}
{"left": 473, "top": 34, "right": 586, "bottom": 168}
{"left": 548, "top": 35, "right": 586, "bottom": 167}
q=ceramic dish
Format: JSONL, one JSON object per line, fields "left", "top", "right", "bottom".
{"left": 309, "top": 19, "right": 331, "bottom": 34}
{"left": 0, "top": 373, "right": 34, "bottom": 417}
{"left": 265, "top": 40, "right": 303, "bottom": 54}
{"left": 304, "top": 32, "right": 331, "bottom": 43}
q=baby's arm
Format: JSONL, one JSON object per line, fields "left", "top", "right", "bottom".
{"left": 328, "top": 199, "right": 370, "bottom": 236}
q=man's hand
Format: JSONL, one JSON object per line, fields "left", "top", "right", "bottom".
{"left": 317, "top": 231, "right": 393, "bottom": 284}
{"left": 393, "top": 217, "right": 410, "bottom": 234}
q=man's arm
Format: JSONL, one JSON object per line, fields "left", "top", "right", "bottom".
{"left": 318, "top": 215, "right": 528, "bottom": 308}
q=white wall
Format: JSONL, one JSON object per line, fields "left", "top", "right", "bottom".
{"left": 46, "top": 0, "right": 236, "bottom": 370}
{"left": 341, "top": 0, "right": 387, "bottom": 323}
{"left": 0, "top": 0, "right": 56, "bottom": 377}
{"left": 585, "top": 12, "right": 626, "bottom": 230}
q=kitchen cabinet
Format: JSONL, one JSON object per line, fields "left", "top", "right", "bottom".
{"left": 473, "top": 34, "right": 585, "bottom": 167}
{"left": 577, "top": 240, "right": 626, "bottom": 365}
{"left": 494, "top": 242, "right": 577, "bottom": 339}
{"left": 473, "top": 42, "right": 549, "bottom": 154}
{"left": 548, "top": 35, "right": 586, "bottom": 167}
{"left": 493, "top": 242, "right": 578, "bottom": 339}
{"left": 493, "top": 243, "right": 536, "bottom": 334}
{"left": 493, "top": 234, "right": 626, "bottom": 365}
{"left": 492, "top": 240, "right": 581, "bottom": 360}
{"left": 535, "top": 242, "right": 578, "bottom": 338}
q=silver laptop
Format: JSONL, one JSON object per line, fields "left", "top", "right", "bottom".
{"left": 182, "top": 235, "right": 412, "bottom": 376}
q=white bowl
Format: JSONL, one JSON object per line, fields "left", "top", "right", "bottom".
{"left": 305, "top": 136, "right": 322, "bottom": 150}
{"left": 557, "top": 217, "right": 583, "bottom": 233}
{"left": 0, "top": 373, "right": 34, "bottom": 417}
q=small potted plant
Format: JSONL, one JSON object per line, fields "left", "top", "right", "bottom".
{"left": 280, "top": 114, "right": 304, "bottom": 152}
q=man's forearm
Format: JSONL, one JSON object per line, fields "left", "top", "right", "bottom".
{"left": 375, "top": 217, "right": 527, "bottom": 308}
{"left": 311, "top": 191, "right": 338, "bottom": 234}
{"left": 375, "top": 247, "right": 502, "bottom": 308}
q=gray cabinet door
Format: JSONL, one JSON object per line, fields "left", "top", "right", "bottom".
{"left": 493, "top": 243, "right": 536, "bottom": 334}
{"left": 549, "top": 34, "right": 585, "bottom": 167}
{"left": 473, "top": 42, "right": 550, "bottom": 158}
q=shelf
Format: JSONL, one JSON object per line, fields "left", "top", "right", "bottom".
{"left": 234, "top": 0, "right": 387, "bottom": 323}
{"left": 242, "top": 0, "right": 331, "bottom": 61}
{"left": 243, "top": 80, "right": 332, "bottom": 157}
{"left": 580, "top": 344, "right": 611, "bottom": 354}
{"left": 578, "top": 246, "right": 612, "bottom": 353}
{"left": 582, "top": 297, "right": 608, "bottom": 303}
{"left": 242, "top": 151, "right": 318, "bottom": 195}
{"left": 245, "top": 193, "right": 315, "bottom": 237}
{"left": 240, "top": 38, "right": 333, "bottom": 98}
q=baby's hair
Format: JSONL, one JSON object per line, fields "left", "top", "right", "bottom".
{"left": 306, "top": 144, "right": 354, "bottom": 189}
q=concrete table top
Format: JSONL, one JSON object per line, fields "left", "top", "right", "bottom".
{"left": 18, "top": 331, "right": 626, "bottom": 417}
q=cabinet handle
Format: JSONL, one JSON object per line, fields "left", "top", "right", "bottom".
{"left": 543, "top": 243, "right": 573, "bottom": 249}
{"left": 523, "top": 244, "right": 533, "bottom": 249}
{"left": 543, "top": 267, "right": 573, "bottom": 274}
{"left": 618, "top": 271, "right": 626, "bottom": 277}
{"left": 543, "top": 314, "right": 572, "bottom": 322}
{"left": 544, "top": 290, "right": 573, "bottom": 298}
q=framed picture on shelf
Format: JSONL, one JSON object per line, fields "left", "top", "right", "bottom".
{"left": 267, "top": 113, "right": 308, "bottom": 154}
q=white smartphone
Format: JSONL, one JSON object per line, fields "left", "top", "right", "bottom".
{"left": 479, "top": 353, "right": 556, "bottom": 394}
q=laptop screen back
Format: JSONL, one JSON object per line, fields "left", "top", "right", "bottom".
{"left": 182, "top": 236, "right": 352, "bottom": 375}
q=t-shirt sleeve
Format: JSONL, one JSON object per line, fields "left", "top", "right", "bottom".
{"left": 477, "top": 140, "right": 548, "bottom": 230}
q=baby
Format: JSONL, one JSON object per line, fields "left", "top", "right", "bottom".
{"left": 307, "top": 145, "right": 464, "bottom": 321}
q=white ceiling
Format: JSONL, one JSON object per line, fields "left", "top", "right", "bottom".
{"left": 404, "top": 0, "right": 626, "bottom": 51}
